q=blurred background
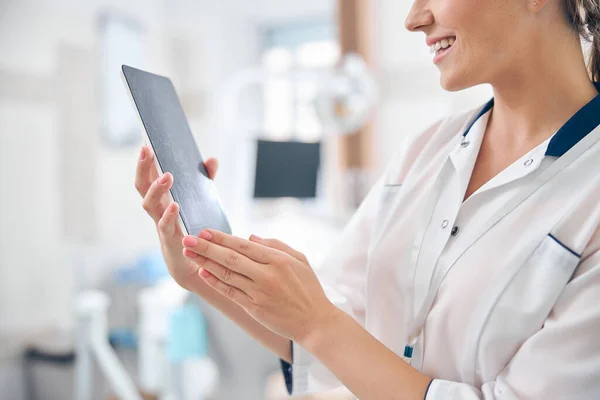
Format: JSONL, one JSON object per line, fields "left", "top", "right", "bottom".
{"left": 0, "top": 0, "right": 492, "bottom": 399}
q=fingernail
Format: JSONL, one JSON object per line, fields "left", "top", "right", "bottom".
{"left": 250, "top": 234, "right": 263, "bottom": 241}
{"left": 199, "top": 230, "right": 212, "bottom": 240}
{"left": 139, "top": 148, "right": 146, "bottom": 161}
{"left": 200, "top": 268, "right": 211, "bottom": 277}
{"left": 159, "top": 174, "right": 168, "bottom": 185}
{"left": 183, "top": 236, "right": 198, "bottom": 247}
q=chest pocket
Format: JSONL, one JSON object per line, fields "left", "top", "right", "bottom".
{"left": 466, "top": 233, "right": 581, "bottom": 383}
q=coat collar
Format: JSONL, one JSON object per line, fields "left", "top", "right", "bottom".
{"left": 463, "top": 82, "right": 600, "bottom": 157}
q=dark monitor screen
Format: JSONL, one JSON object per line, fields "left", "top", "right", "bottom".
{"left": 253, "top": 140, "right": 321, "bottom": 199}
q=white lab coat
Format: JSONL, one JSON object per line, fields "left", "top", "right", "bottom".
{"left": 282, "top": 87, "right": 600, "bottom": 399}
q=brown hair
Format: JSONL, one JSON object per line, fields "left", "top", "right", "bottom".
{"left": 565, "top": 0, "right": 600, "bottom": 81}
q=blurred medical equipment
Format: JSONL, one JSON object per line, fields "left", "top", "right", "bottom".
{"left": 74, "top": 290, "right": 142, "bottom": 400}
{"left": 218, "top": 52, "right": 378, "bottom": 220}
{"left": 221, "top": 53, "right": 377, "bottom": 137}
{"left": 166, "top": 303, "right": 218, "bottom": 400}
{"left": 138, "top": 283, "right": 218, "bottom": 400}
{"left": 73, "top": 248, "right": 219, "bottom": 400}
{"left": 312, "top": 53, "right": 378, "bottom": 135}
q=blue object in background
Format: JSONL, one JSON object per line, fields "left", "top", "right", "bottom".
{"left": 109, "top": 249, "right": 170, "bottom": 349}
{"left": 167, "top": 303, "right": 208, "bottom": 362}
{"left": 114, "top": 248, "right": 170, "bottom": 286}
{"left": 109, "top": 329, "right": 138, "bottom": 349}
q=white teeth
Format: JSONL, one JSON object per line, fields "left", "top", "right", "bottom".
{"left": 430, "top": 37, "right": 455, "bottom": 55}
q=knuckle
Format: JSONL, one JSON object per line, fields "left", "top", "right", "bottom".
{"left": 226, "top": 250, "right": 239, "bottom": 266}
{"left": 271, "top": 253, "right": 285, "bottom": 266}
{"left": 157, "top": 214, "right": 171, "bottom": 233}
{"left": 249, "top": 291, "right": 263, "bottom": 304}
{"left": 200, "top": 240, "right": 210, "bottom": 253}
{"left": 213, "top": 233, "right": 224, "bottom": 245}
{"left": 141, "top": 198, "right": 151, "bottom": 213}
{"left": 206, "top": 274, "right": 219, "bottom": 286}
{"left": 221, "top": 267, "right": 233, "bottom": 283}
{"left": 225, "top": 285, "right": 236, "bottom": 299}
{"left": 254, "top": 293, "right": 268, "bottom": 307}
{"left": 157, "top": 216, "right": 167, "bottom": 232}
{"left": 238, "top": 240, "right": 250, "bottom": 253}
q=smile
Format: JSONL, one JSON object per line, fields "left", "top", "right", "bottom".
{"left": 430, "top": 36, "right": 456, "bottom": 55}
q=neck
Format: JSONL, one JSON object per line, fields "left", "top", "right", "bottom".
{"left": 487, "top": 32, "right": 598, "bottom": 151}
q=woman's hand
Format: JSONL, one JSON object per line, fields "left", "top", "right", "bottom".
{"left": 134, "top": 146, "right": 219, "bottom": 291}
{"left": 135, "top": 146, "right": 294, "bottom": 362}
{"left": 181, "top": 230, "right": 340, "bottom": 344}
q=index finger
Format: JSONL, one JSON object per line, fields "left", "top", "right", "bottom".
{"left": 206, "top": 229, "right": 277, "bottom": 264}
{"left": 135, "top": 146, "right": 159, "bottom": 197}
{"left": 182, "top": 233, "right": 263, "bottom": 280}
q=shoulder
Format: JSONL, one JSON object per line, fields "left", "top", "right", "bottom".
{"left": 380, "top": 104, "right": 485, "bottom": 184}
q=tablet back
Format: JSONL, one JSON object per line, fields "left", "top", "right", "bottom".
{"left": 122, "top": 65, "right": 231, "bottom": 235}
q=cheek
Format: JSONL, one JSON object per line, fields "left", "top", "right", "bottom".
{"left": 438, "top": 40, "right": 483, "bottom": 91}
{"left": 441, "top": 28, "right": 509, "bottom": 91}
{"left": 435, "top": 0, "right": 519, "bottom": 89}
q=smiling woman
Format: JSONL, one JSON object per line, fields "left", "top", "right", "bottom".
{"left": 135, "top": 0, "right": 600, "bottom": 399}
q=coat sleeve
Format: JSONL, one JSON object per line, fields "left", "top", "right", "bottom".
{"left": 280, "top": 119, "right": 447, "bottom": 396}
{"left": 280, "top": 174, "right": 385, "bottom": 395}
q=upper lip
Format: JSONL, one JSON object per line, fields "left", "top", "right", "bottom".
{"left": 426, "top": 35, "right": 456, "bottom": 47}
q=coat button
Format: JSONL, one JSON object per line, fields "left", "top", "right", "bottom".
{"left": 441, "top": 220, "right": 449, "bottom": 229}
{"left": 524, "top": 158, "right": 534, "bottom": 166}
{"left": 451, "top": 226, "right": 459, "bottom": 236}
{"left": 460, "top": 140, "right": 470, "bottom": 148}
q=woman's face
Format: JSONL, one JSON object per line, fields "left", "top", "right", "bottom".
{"left": 405, "top": 0, "right": 556, "bottom": 91}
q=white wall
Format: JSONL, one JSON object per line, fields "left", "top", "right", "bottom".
{"left": 0, "top": 0, "right": 263, "bottom": 343}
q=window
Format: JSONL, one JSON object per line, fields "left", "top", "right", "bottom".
{"left": 262, "top": 20, "right": 340, "bottom": 141}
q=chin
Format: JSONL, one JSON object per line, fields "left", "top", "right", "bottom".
{"left": 439, "top": 70, "right": 477, "bottom": 92}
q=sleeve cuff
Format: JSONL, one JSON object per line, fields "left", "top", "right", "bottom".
{"left": 279, "top": 340, "right": 313, "bottom": 396}
{"left": 280, "top": 358, "right": 293, "bottom": 395}
{"left": 423, "top": 379, "right": 434, "bottom": 399}
{"left": 424, "top": 379, "right": 483, "bottom": 399}
{"left": 425, "top": 380, "right": 452, "bottom": 399}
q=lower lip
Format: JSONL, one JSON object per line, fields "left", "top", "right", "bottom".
{"left": 433, "top": 44, "right": 454, "bottom": 64}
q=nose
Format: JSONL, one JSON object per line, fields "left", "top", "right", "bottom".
{"left": 405, "top": 0, "right": 434, "bottom": 32}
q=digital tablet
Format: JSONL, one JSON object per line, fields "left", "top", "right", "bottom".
{"left": 122, "top": 65, "right": 231, "bottom": 236}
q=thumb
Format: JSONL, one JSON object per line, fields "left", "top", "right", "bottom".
{"left": 249, "top": 235, "right": 308, "bottom": 264}
{"left": 203, "top": 158, "right": 219, "bottom": 180}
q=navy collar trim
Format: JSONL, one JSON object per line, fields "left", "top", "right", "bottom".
{"left": 462, "top": 98, "right": 494, "bottom": 138}
{"left": 546, "top": 82, "right": 600, "bottom": 157}
{"left": 463, "top": 82, "right": 600, "bottom": 157}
